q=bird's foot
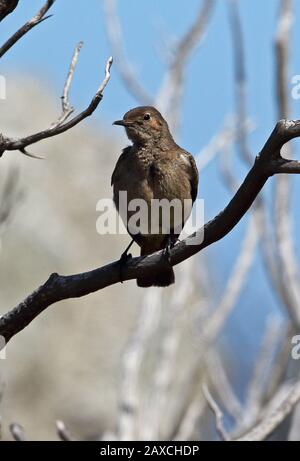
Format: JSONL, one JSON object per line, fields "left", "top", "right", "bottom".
{"left": 163, "top": 238, "right": 175, "bottom": 265}
{"left": 119, "top": 239, "right": 135, "bottom": 283}
{"left": 163, "top": 244, "right": 171, "bottom": 264}
{"left": 119, "top": 251, "right": 132, "bottom": 283}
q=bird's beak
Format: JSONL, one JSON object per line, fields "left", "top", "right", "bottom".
{"left": 113, "top": 120, "right": 126, "bottom": 127}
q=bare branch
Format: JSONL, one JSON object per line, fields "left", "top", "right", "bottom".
{"left": 9, "top": 423, "right": 26, "bottom": 441}
{"left": 54, "top": 41, "right": 84, "bottom": 128}
{"left": 102, "top": 0, "right": 151, "bottom": 104}
{"left": 195, "top": 116, "right": 254, "bottom": 171}
{"left": 245, "top": 317, "right": 282, "bottom": 413}
{"left": 143, "top": 263, "right": 194, "bottom": 440}
{"left": 56, "top": 420, "right": 75, "bottom": 441}
{"left": 202, "top": 383, "right": 230, "bottom": 441}
{"left": 239, "top": 316, "right": 284, "bottom": 431}
{"left": 275, "top": 0, "right": 293, "bottom": 118}
{"left": 228, "top": 0, "right": 300, "bottom": 326}
{"left": 0, "top": 0, "right": 18, "bottom": 22}
{"left": 1, "top": 119, "right": 300, "bottom": 346}
{"left": 117, "top": 289, "right": 163, "bottom": 441}
{"left": 273, "top": 0, "right": 300, "bottom": 324}
{"left": 227, "top": 0, "right": 251, "bottom": 162}
{"left": 202, "top": 214, "right": 258, "bottom": 342}
{"left": 0, "top": 167, "right": 21, "bottom": 230}
{"left": 206, "top": 351, "right": 243, "bottom": 422}
{"left": 156, "top": 0, "right": 215, "bottom": 131}
{"left": 237, "top": 381, "right": 300, "bottom": 441}
{"left": 0, "top": 0, "right": 55, "bottom": 59}
{"left": 173, "top": 393, "right": 206, "bottom": 441}
{"left": 264, "top": 323, "right": 293, "bottom": 401}
{"left": 0, "top": 56, "right": 113, "bottom": 158}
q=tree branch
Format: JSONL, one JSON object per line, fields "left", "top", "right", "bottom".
{"left": 0, "top": 0, "right": 19, "bottom": 22}
{"left": 0, "top": 0, "right": 55, "bottom": 59}
{"left": 1, "top": 119, "right": 300, "bottom": 347}
{"left": 56, "top": 420, "right": 75, "bottom": 442}
{"left": 0, "top": 55, "right": 113, "bottom": 158}
{"left": 227, "top": 0, "right": 300, "bottom": 326}
{"left": 202, "top": 383, "right": 230, "bottom": 441}
{"left": 237, "top": 381, "right": 300, "bottom": 441}
{"left": 102, "top": 0, "right": 151, "bottom": 104}
{"left": 156, "top": 0, "right": 215, "bottom": 132}
{"left": 0, "top": 167, "right": 21, "bottom": 230}
{"left": 273, "top": 0, "right": 300, "bottom": 324}
{"left": 9, "top": 423, "right": 26, "bottom": 441}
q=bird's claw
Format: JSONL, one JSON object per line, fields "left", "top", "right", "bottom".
{"left": 163, "top": 243, "right": 172, "bottom": 265}
{"left": 119, "top": 252, "right": 132, "bottom": 283}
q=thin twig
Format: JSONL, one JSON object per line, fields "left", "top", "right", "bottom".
{"left": 195, "top": 116, "right": 254, "bottom": 171}
{"left": 102, "top": 0, "right": 151, "bottom": 104}
{"left": 54, "top": 41, "right": 84, "bottom": 128}
{"left": 202, "top": 214, "right": 258, "bottom": 342}
{"left": 245, "top": 316, "right": 283, "bottom": 418}
{"left": 117, "top": 289, "right": 163, "bottom": 441}
{"left": 173, "top": 391, "right": 206, "bottom": 441}
{"left": 156, "top": 0, "right": 215, "bottom": 131}
{"left": 10, "top": 423, "right": 26, "bottom": 441}
{"left": 206, "top": 351, "right": 243, "bottom": 422}
{"left": 237, "top": 381, "right": 300, "bottom": 441}
{"left": 227, "top": 0, "right": 251, "bottom": 162}
{"left": 0, "top": 56, "right": 113, "bottom": 158}
{"left": 229, "top": 316, "right": 285, "bottom": 436}
{"left": 143, "top": 262, "right": 194, "bottom": 440}
{"left": 0, "top": 0, "right": 55, "bottom": 59}
{"left": 202, "top": 383, "right": 230, "bottom": 441}
{"left": 56, "top": 420, "right": 75, "bottom": 441}
{"left": 0, "top": 167, "right": 21, "bottom": 229}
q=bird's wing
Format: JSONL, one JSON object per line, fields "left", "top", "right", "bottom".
{"left": 182, "top": 151, "right": 199, "bottom": 203}
{"left": 111, "top": 146, "right": 131, "bottom": 186}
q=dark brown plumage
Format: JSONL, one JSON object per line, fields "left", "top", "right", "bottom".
{"left": 112, "top": 106, "right": 199, "bottom": 287}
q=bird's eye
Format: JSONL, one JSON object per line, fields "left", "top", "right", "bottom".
{"left": 144, "top": 113, "right": 151, "bottom": 121}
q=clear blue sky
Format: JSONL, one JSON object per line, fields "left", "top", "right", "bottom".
{"left": 1, "top": 0, "right": 300, "bottom": 383}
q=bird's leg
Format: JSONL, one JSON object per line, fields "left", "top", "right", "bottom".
{"left": 163, "top": 235, "right": 175, "bottom": 265}
{"left": 119, "top": 239, "right": 134, "bottom": 283}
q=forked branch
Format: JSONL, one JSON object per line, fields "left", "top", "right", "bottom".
{"left": 0, "top": 54, "right": 113, "bottom": 158}
{"left": 0, "top": 0, "right": 55, "bottom": 58}
{"left": 1, "top": 118, "right": 300, "bottom": 346}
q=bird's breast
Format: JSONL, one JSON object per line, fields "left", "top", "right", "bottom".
{"left": 113, "top": 147, "right": 193, "bottom": 238}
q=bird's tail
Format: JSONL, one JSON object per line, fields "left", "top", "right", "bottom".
{"left": 137, "top": 265, "right": 175, "bottom": 288}
{"left": 137, "top": 244, "right": 175, "bottom": 288}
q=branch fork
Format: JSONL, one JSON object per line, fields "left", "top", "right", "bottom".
{"left": 1, "top": 117, "right": 300, "bottom": 346}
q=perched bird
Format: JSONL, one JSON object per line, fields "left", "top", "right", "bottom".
{"left": 112, "top": 106, "right": 199, "bottom": 287}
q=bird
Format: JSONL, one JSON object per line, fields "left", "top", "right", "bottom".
{"left": 112, "top": 106, "right": 199, "bottom": 287}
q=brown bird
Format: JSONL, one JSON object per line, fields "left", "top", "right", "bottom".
{"left": 112, "top": 106, "right": 199, "bottom": 287}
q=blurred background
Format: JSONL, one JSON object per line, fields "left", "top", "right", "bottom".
{"left": 0, "top": 0, "right": 300, "bottom": 441}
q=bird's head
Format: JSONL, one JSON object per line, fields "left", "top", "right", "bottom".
{"left": 113, "top": 106, "right": 171, "bottom": 146}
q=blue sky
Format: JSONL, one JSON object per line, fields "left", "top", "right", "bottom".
{"left": 1, "top": 0, "right": 300, "bottom": 377}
